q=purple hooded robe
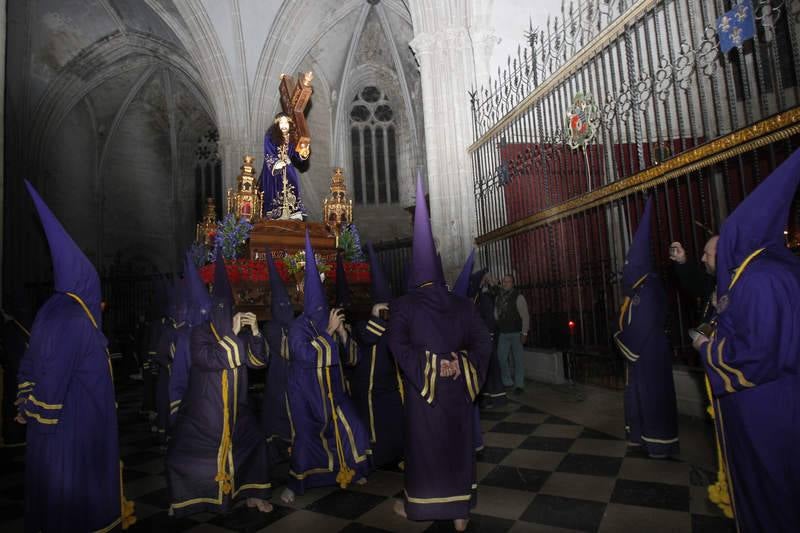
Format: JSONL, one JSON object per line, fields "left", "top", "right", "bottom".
{"left": 700, "top": 148, "right": 800, "bottom": 532}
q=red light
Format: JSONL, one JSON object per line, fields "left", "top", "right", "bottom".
{"left": 568, "top": 320, "right": 576, "bottom": 330}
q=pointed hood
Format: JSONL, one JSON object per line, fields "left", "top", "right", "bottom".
{"left": 184, "top": 251, "right": 211, "bottom": 325}
{"left": 717, "top": 148, "right": 800, "bottom": 297}
{"left": 303, "top": 230, "right": 329, "bottom": 329}
{"left": 621, "top": 196, "right": 654, "bottom": 292}
{"left": 266, "top": 246, "right": 293, "bottom": 327}
{"left": 335, "top": 252, "right": 351, "bottom": 308}
{"left": 367, "top": 242, "right": 392, "bottom": 303}
{"left": 213, "top": 250, "right": 235, "bottom": 330}
{"left": 453, "top": 249, "right": 475, "bottom": 297}
{"left": 409, "top": 173, "right": 444, "bottom": 288}
{"left": 24, "top": 180, "right": 102, "bottom": 322}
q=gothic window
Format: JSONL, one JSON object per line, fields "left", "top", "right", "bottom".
{"left": 194, "top": 129, "right": 222, "bottom": 220}
{"left": 350, "top": 86, "right": 399, "bottom": 205}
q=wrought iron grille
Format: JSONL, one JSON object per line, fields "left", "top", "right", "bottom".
{"left": 471, "top": 0, "right": 800, "bottom": 367}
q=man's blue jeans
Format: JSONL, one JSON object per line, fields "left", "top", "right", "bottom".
{"left": 496, "top": 332, "right": 525, "bottom": 389}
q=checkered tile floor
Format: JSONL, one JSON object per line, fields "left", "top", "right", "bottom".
{"left": 0, "top": 379, "right": 736, "bottom": 532}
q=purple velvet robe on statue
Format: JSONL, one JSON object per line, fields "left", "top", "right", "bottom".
{"left": 387, "top": 285, "right": 491, "bottom": 521}
{"left": 286, "top": 316, "right": 370, "bottom": 492}
{"left": 351, "top": 314, "right": 405, "bottom": 469}
{"left": 258, "top": 132, "right": 307, "bottom": 218}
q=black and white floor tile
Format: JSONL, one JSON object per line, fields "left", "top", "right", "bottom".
{"left": 0, "top": 380, "right": 735, "bottom": 532}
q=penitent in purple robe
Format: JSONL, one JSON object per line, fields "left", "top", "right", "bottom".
{"left": 613, "top": 198, "right": 679, "bottom": 458}
{"left": 20, "top": 181, "right": 129, "bottom": 532}
{"left": 699, "top": 148, "right": 800, "bottom": 532}
{"left": 286, "top": 316, "right": 370, "bottom": 492}
{"left": 263, "top": 321, "right": 292, "bottom": 445}
{"left": 351, "top": 314, "right": 405, "bottom": 469}
{"left": 166, "top": 323, "right": 270, "bottom": 516}
{"left": 167, "top": 251, "right": 270, "bottom": 516}
{"left": 614, "top": 274, "right": 679, "bottom": 457}
{"left": 388, "top": 285, "right": 491, "bottom": 521}
{"left": 262, "top": 247, "right": 295, "bottom": 449}
{"left": 285, "top": 231, "right": 370, "bottom": 493}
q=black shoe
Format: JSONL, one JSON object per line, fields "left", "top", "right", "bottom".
{"left": 513, "top": 387, "right": 524, "bottom": 395}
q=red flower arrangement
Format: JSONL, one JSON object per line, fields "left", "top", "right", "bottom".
{"left": 199, "top": 259, "right": 371, "bottom": 285}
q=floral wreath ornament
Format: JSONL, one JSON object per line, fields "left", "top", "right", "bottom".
{"left": 565, "top": 91, "right": 600, "bottom": 189}
{"left": 564, "top": 92, "right": 599, "bottom": 150}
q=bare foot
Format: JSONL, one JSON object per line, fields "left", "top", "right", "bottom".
{"left": 246, "top": 498, "right": 273, "bottom": 513}
{"left": 393, "top": 499, "right": 407, "bottom": 519}
{"left": 280, "top": 488, "right": 295, "bottom": 505}
{"left": 356, "top": 477, "right": 367, "bottom": 485}
{"left": 454, "top": 518, "right": 469, "bottom": 531}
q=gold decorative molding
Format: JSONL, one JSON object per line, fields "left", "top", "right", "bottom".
{"left": 476, "top": 106, "right": 800, "bottom": 245}
{"left": 468, "top": 0, "right": 658, "bottom": 154}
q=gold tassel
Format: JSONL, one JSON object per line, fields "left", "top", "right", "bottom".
{"left": 704, "top": 377, "right": 734, "bottom": 519}
{"left": 119, "top": 461, "right": 137, "bottom": 530}
{"left": 325, "top": 366, "right": 355, "bottom": 488}
{"left": 216, "top": 370, "right": 233, "bottom": 495}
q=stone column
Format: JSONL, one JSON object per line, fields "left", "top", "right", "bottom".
{"left": 409, "top": 0, "right": 495, "bottom": 280}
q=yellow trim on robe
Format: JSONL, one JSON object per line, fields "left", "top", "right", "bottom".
{"left": 421, "top": 352, "right": 432, "bottom": 398}
{"left": 367, "top": 320, "right": 386, "bottom": 332}
{"left": 65, "top": 292, "right": 99, "bottom": 329}
{"left": 395, "top": 361, "right": 405, "bottom": 404}
{"left": 462, "top": 355, "right": 476, "bottom": 400}
{"left": 28, "top": 395, "right": 63, "bottom": 410}
{"left": 713, "top": 398, "right": 741, "bottom": 526}
{"left": 24, "top": 410, "right": 58, "bottom": 424}
{"left": 641, "top": 435, "right": 679, "bottom": 444}
{"left": 247, "top": 347, "right": 265, "bottom": 367}
{"left": 312, "top": 337, "right": 335, "bottom": 473}
{"left": 368, "top": 347, "right": 377, "bottom": 443}
{"left": 706, "top": 333, "right": 735, "bottom": 394}
{"left": 404, "top": 490, "right": 472, "bottom": 504}
{"left": 336, "top": 406, "right": 368, "bottom": 463}
{"left": 223, "top": 336, "right": 241, "bottom": 367}
{"left": 427, "top": 354, "right": 438, "bottom": 404}
{"left": 232, "top": 483, "right": 272, "bottom": 498}
{"left": 716, "top": 339, "right": 755, "bottom": 389}
{"left": 728, "top": 248, "right": 765, "bottom": 290}
{"left": 18, "top": 381, "right": 35, "bottom": 390}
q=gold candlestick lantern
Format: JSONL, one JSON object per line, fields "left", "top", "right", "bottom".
{"left": 227, "top": 155, "right": 264, "bottom": 222}
{"left": 196, "top": 197, "right": 219, "bottom": 247}
{"left": 322, "top": 167, "right": 354, "bottom": 244}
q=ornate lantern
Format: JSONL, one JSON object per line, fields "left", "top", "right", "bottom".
{"left": 196, "top": 197, "right": 219, "bottom": 247}
{"left": 227, "top": 155, "right": 264, "bottom": 223}
{"left": 322, "top": 167, "right": 353, "bottom": 244}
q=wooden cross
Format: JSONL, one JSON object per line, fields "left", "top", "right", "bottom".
{"left": 279, "top": 71, "right": 314, "bottom": 152}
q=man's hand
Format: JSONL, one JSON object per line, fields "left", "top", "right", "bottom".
{"left": 240, "top": 312, "right": 260, "bottom": 336}
{"left": 326, "top": 308, "right": 345, "bottom": 337}
{"left": 232, "top": 313, "right": 243, "bottom": 335}
{"left": 448, "top": 352, "right": 462, "bottom": 380}
{"left": 371, "top": 303, "right": 389, "bottom": 318}
{"left": 15, "top": 413, "right": 26, "bottom": 425}
{"left": 692, "top": 333, "right": 709, "bottom": 351}
{"left": 521, "top": 333, "right": 528, "bottom": 344}
{"left": 669, "top": 242, "right": 687, "bottom": 264}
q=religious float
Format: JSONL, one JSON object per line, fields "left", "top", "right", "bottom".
{"left": 193, "top": 72, "right": 372, "bottom": 320}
